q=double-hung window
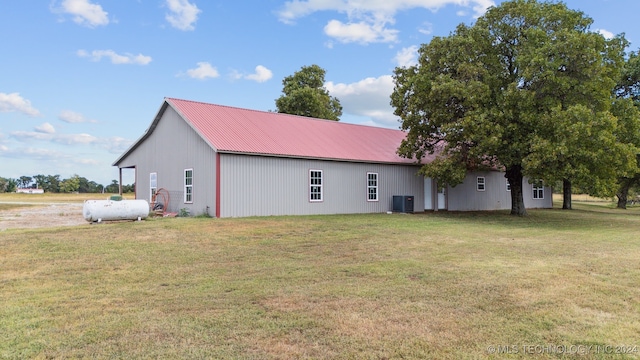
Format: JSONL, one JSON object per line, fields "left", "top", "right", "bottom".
{"left": 309, "top": 170, "right": 323, "bottom": 202}
{"left": 532, "top": 180, "right": 544, "bottom": 199}
{"left": 477, "top": 176, "right": 486, "bottom": 191}
{"left": 506, "top": 179, "right": 511, "bottom": 192}
{"left": 367, "top": 172, "right": 378, "bottom": 201}
{"left": 184, "top": 169, "right": 193, "bottom": 203}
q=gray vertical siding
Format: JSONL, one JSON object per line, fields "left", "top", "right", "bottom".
{"left": 115, "top": 107, "right": 217, "bottom": 216}
{"left": 447, "top": 171, "right": 553, "bottom": 211}
{"left": 219, "top": 154, "right": 424, "bottom": 217}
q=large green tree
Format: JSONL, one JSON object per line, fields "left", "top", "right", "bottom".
{"left": 613, "top": 50, "right": 640, "bottom": 208}
{"left": 391, "top": 0, "right": 629, "bottom": 215}
{"left": 519, "top": 28, "right": 630, "bottom": 210}
{"left": 275, "top": 64, "right": 342, "bottom": 121}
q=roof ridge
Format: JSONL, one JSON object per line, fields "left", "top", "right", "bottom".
{"left": 164, "top": 97, "right": 403, "bottom": 132}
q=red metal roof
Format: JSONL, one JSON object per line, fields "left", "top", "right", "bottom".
{"left": 166, "top": 98, "right": 431, "bottom": 165}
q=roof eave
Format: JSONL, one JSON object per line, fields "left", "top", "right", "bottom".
{"left": 217, "top": 150, "right": 423, "bottom": 166}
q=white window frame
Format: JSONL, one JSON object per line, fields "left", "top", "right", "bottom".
{"left": 532, "top": 180, "right": 544, "bottom": 199}
{"left": 150, "top": 172, "right": 157, "bottom": 201}
{"left": 476, "top": 176, "right": 486, "bottom": 192}
{"left": 506, "top": 179, "right": 511, "bottom": 192}
{"left": 367, "top": 172, "right": 379, "bottom": 202}
{"left": 309, "top": 169, "right": 323, "bottom": 202}
{"left": 184, "top": 168, "right": 193, "bottom": 203}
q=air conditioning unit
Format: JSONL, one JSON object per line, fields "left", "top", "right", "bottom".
{"left": 392, "top": 195, "right": 414, "bottom": 213}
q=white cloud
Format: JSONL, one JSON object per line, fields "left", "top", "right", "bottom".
{"left": 418, "top": 22, "right": 433, "bottom": 35}
{"left": 324, "top": 19, "right": 398, "bottom": 44}
{"left": 53, "top": 133, "right": 98, "bottom": 145}
{"left": 10, "top": 131, "right": 53, "bottom": 142}
{"left": 0, "top": 146, "right": 67, "bottom": 160}
{"left": 597, "top": 28, "right": 615, "bottom": 39}
{"left": 244, "top": 65, "right": 273, "bottom": 83}
{"left": 165, "top": 0, "right": 201, "bottom": 31}
{"left": 58, "top": 110, "right": 97, "bottom": 123}
{"left": 98, "top": 136, "right": 134, "bottom": 154}
{"left": 394, "top": 46, "right": 419, "bottom": 68}
{"left": 11, "top": 130, "right": 97, "bottom": 146}
{"left": 0, "top": 93, "right": 41, "bottom": 117}
{"left": 325, "top": 75, "right": 399, "bottom": 127}
{"left": 6, "top": 127, "right": 132, "bottom": 159}
{"left": 277, "top": 0, "right": 495, "bottom": 44}
{"left": 184, "top": 62, "right": 220, "bottom": 80}
{"left": 77, "top": 49, "right": 152, "bottom": 65}
{"left": 35, "top": 123, "right": 56, "bottom": 134}
{"left": 54, "top": 0, "right": 109, "bottom": 28}
{"left": 74, "top": 158, "right": 101, "bottom": 165}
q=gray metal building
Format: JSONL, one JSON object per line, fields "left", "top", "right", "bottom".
{"left": 113, "top": 98, "right": 552, "bottom": 217}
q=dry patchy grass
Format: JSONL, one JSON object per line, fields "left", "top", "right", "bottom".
{"left": 1, "top": 204, "right": 640, "bottom": 359}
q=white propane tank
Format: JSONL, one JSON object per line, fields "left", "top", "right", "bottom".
{"left": 83, "top": 199, "right": 149, "bottom": 222}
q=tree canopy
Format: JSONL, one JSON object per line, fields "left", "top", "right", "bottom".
{"left": 391, "top": 0, "right": 635, "bottom": 215}
{"left": 275, "top": 64, "right": 343, "bottom": 121}
{"left": 613, "top": 50, "right": 640, "bottom": 208}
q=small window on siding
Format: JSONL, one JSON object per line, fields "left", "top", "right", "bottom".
{"left": 310, "top": 170, "right": 323, "bottom": 202}
{"left": 367, "top": 172, "right": 378, "bottom": 201}
{"left": 184, "top": 169, "right": 193, "bottom": 203}
{"left": 532, "top": 180, "right": 544, "bottom": 199}
{"left": 150, "top": 172, "right": 157, "bottom": 201}
{"left": 506, "top": 179, "right": 511, "bottom": 192}
{"left": 477, "top": 177, "right": 486, "bottom": 191}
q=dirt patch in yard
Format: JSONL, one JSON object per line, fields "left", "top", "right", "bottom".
{"left": 0, "top": 203, "right": 87, "bottom": 230}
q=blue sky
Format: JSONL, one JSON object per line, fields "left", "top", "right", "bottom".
{"left": 1, "top": 0, "right": 639, "bottom": 186}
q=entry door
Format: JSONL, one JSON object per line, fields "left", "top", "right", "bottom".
{"left": 437, "top": 187, "right": 446, "bottom": 210}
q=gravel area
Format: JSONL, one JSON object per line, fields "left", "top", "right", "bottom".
{"left": 0, "top": 203, "right": 87, "bottom": 230}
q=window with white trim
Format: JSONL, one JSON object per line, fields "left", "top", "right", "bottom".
{"left": 477, "top": 176, "right": 486, "bottom": 191}
{"left": 532, "top": 180, "right": 544, "bottom": 199}
{"left": 150, "top": 172, "right": 157, "bottom": 201}
{"left": 184, "top": 169, "right": 193, "bottom": 203}
{"left": 506, "top": 179, "right": 511, "bottom": 192}
{"left": 309, "top": 170, "right": 323, "bottom": 202}
{"left": 367, "top": 172, "right": 378, "bottom": 201}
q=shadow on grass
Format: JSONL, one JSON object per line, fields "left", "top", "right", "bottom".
{"left": 382, "top": 201, "right": 640, "bottom": 233}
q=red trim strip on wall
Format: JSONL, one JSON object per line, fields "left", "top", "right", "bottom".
{"left": 216, "top": 152, "right": 221, "bottom": 218}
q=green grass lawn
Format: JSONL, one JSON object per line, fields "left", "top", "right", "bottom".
{"left": 1, "top": 202, "right": 640, "bottom": 359}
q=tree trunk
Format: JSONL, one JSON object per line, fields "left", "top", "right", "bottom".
{"left": 506, "top": 165, "right": 527, "bottom": 216}
{"left": 562, "top": 179, "right": 572, "bottom": 210}
{"left": 616, "top": 180, "right": 630, "bottom": 209}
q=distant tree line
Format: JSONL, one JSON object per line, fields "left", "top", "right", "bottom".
{"left": 0, "top": 174, "right": 134, "bottom": 193}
